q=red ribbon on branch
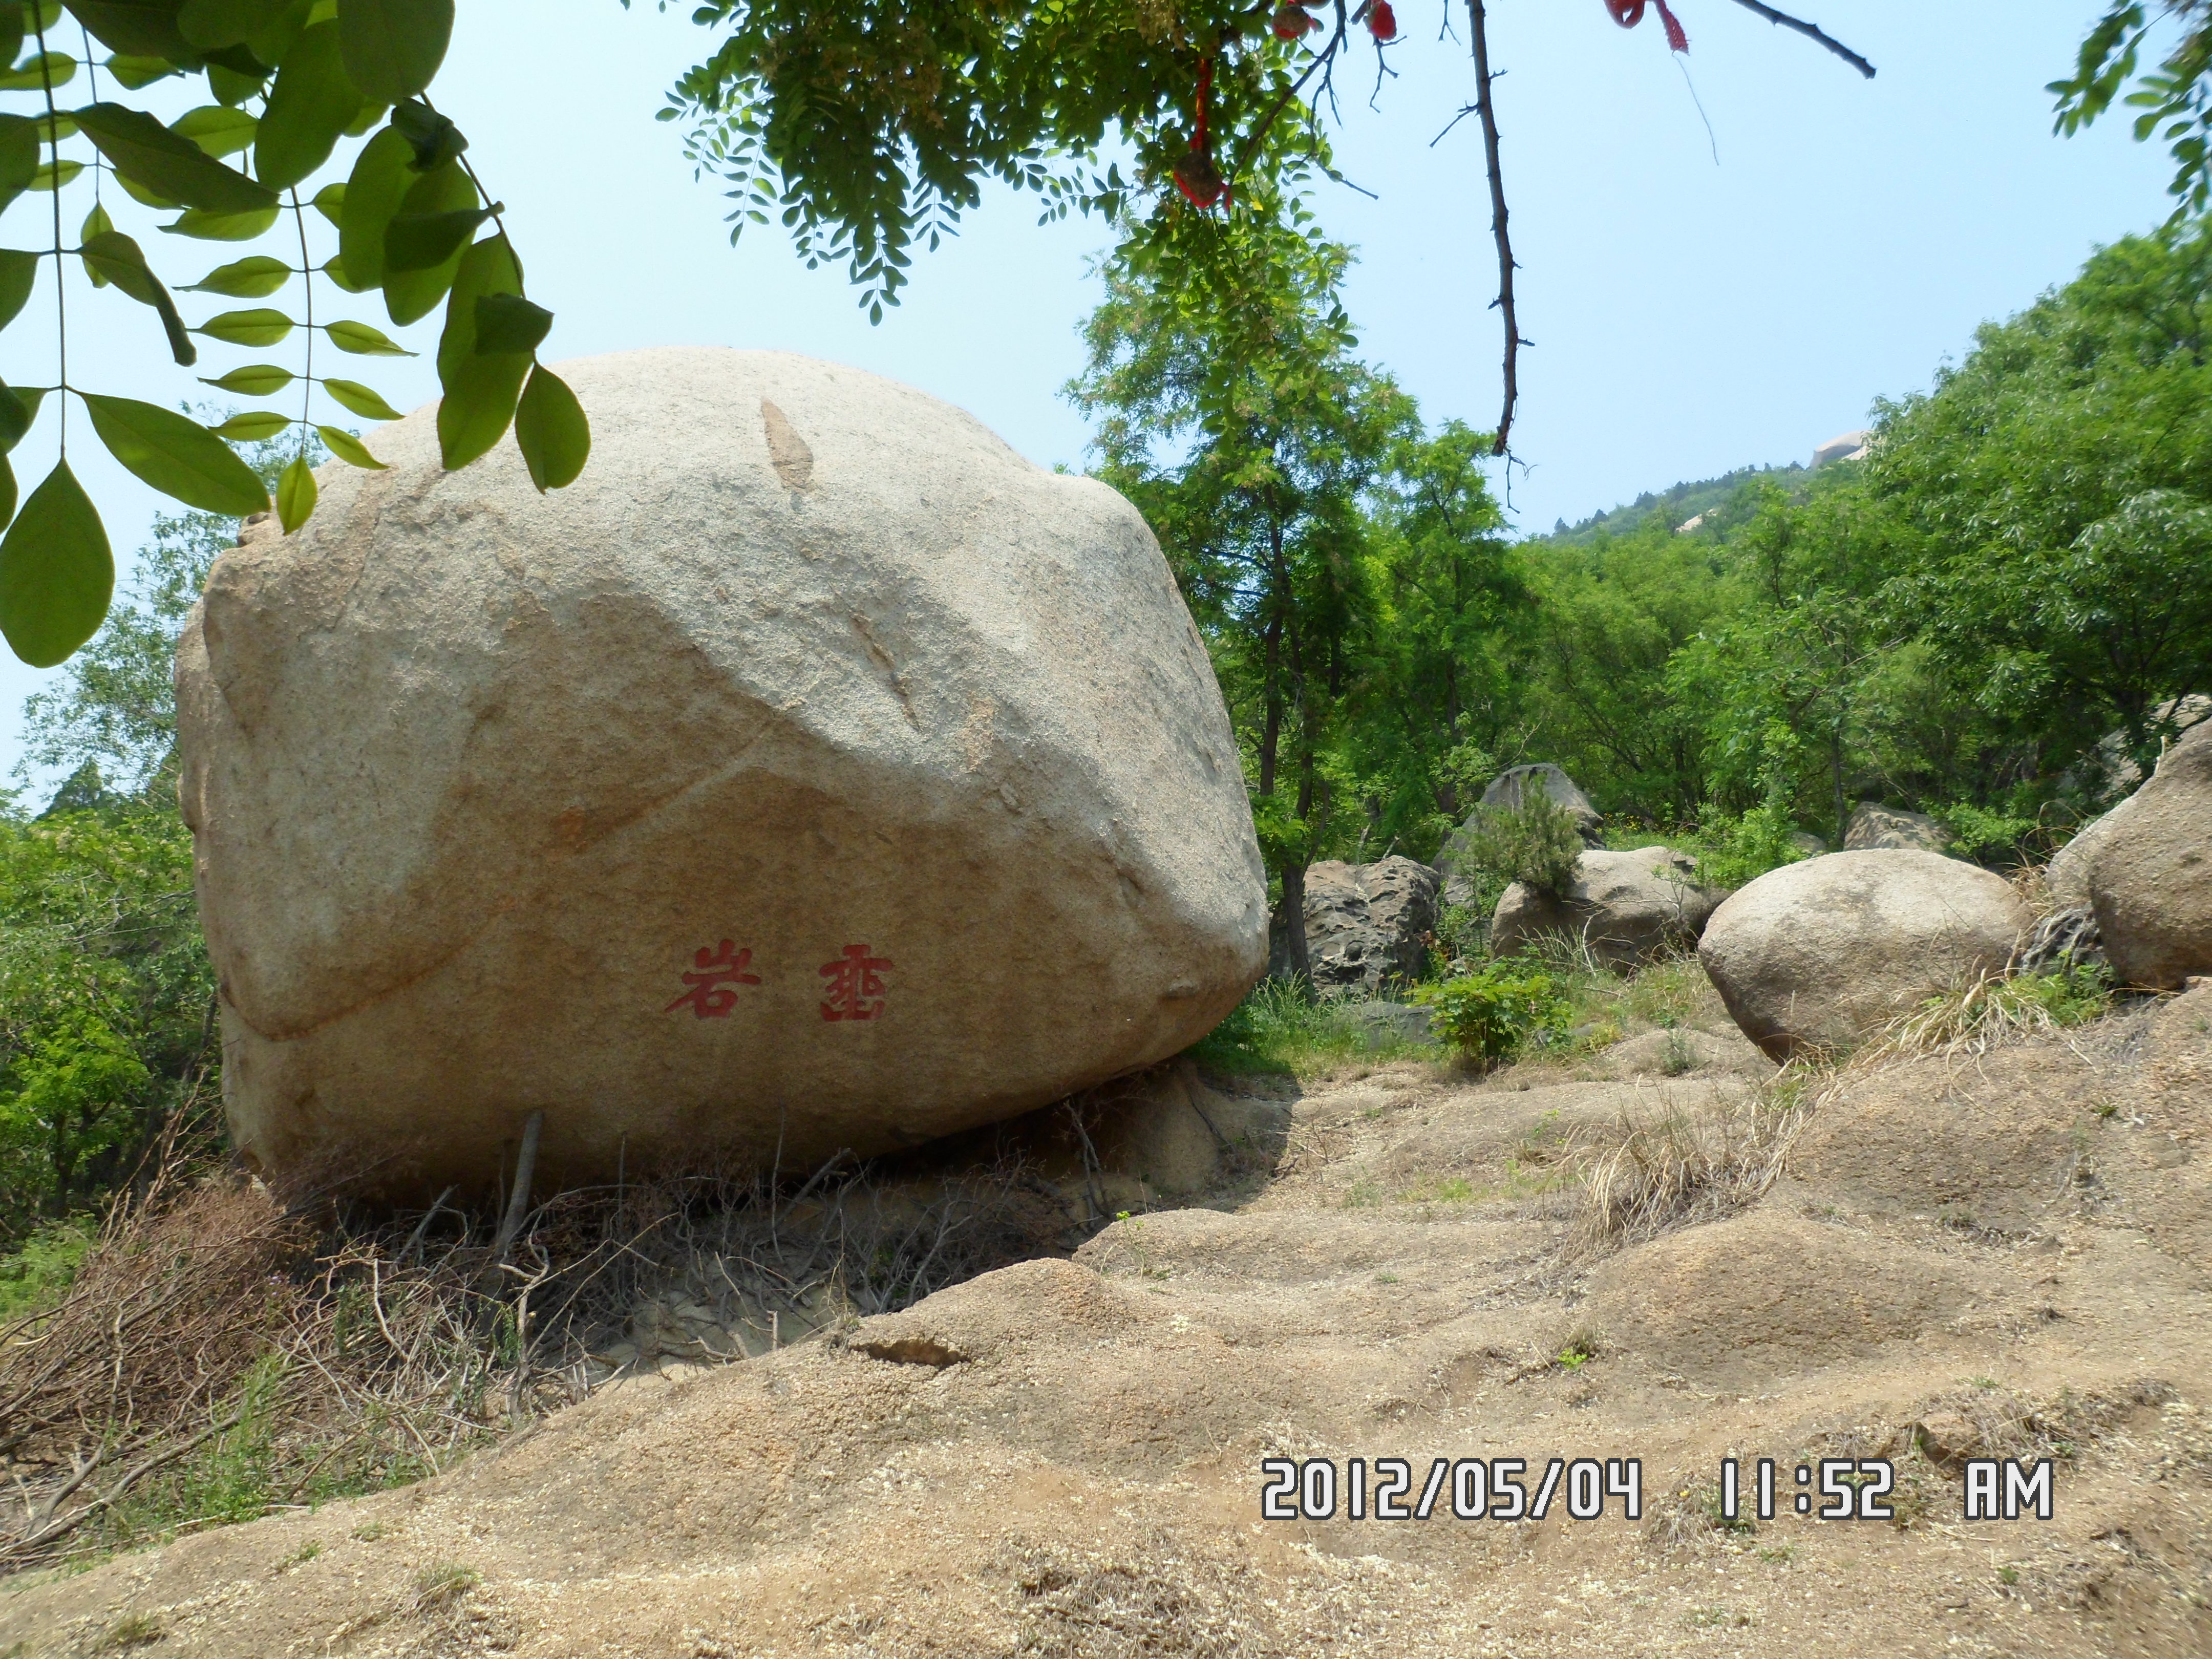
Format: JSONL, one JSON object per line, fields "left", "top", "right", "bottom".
{"left": 1605, "top": 0, "right": 1689, "bottom": 52}
{"left": 1173, "top": 55, "right": 1228, "bottom": 209}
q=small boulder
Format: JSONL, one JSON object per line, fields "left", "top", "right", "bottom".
{"left": 2090, "top": 720, "right": 2212, "bottom": 989}
{"left": 1278, "top": 856, "right": 1439, "bottom": 994}
{"left": 2046, "top": 806, "right": 2126, "bottom": 911}
{"left": 1698, "top": 850, "right": 2030, "bottom": 1060}
{"left": 1491, "top": 846, "right": 1717, "bottom": 971}
{"left": 1843, "top": 802, "right": 1949, "bottom": 854}
{"left": 1435, "top": 762, "right": 1602, "bottom": 905}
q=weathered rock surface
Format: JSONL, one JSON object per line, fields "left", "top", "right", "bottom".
{"left": 1276, "top": 856, "right": 1438, "bottom": 993}
{"left": 1490, "top": 846, "right": 1717, "bottom": 971}
{"left": 2076, "top": 693, "right": 2211, "bottom": 801}
{"left": 176, "top": 347, "right": 1267, "bottom": 1193}
{"left": 1698, "top": 849, "right": 2030, "bottom": 1060}
{"left": 1843, "top": 801, "right": 1949, "bottom": 853}
{"left": 1434, "top": 763, "right": 1602, "bottom": 904}
{"left": 2090, "top": 719, "right": 2212, "bottom": 989}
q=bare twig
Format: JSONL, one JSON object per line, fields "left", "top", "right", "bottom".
{"left": 1726, "top": 0, "right": 1876, "bottom": 79}
{"left": 488, "top": 1111, "right": 544, "bottom": 1269}
{"left": 1466, "top": 0, "right": 1521, "bottom": 455}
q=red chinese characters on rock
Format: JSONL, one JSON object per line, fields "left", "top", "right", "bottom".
{"left": 666, "top": 940, "right": 762, "bottom": 1018}
{"left": 819, "top": 943, "right": 893, "bottom": 1022}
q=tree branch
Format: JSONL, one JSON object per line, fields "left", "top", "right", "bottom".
{"left": 1466, "top": 0, "right": 1520, "bottom": 456}
{"left": 1726, "top": 0, "right": 1877, "bottom": 79}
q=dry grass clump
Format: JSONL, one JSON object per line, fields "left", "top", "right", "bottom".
{"left": 1565, "top": 1078, "right": 1813, "bottom": 1263}
{"left": 1856, "top": 968, "right": 2113, "bottom": 1067}
{"left": 0, "top": 1134, "right": 1065, "bottom": 1573}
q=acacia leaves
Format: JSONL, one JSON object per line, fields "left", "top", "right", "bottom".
{"left": 83, "top": 395, "right": 270, "bottom": 514}
{"left": 72, "top": 102, "right": 277, "bottom": 214}
{"left": 0, "top": 461, "right": 112, "bottom": 668}
{"left": 338, "top": 0, "right": 453, "bottom": 104}
{"left": 0, "top": 0, "right": 585, "bottom": 668}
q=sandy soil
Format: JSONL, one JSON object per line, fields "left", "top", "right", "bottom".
{"left": 4, "top": 984, "right": 2208, "bottom": 1657}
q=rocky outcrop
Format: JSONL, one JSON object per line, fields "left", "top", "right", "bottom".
{"left": 1698, "top": 850, "right": 2030, "bottom": 1060}
{"left": 1843, "top": 802, "right": 1948, "bottom": 854}
{"left": 1435, "top": 763, "right": 1601, "bottom": 905}
{"left": 1490, "top": 846, "right": 1717, "bottom": 971}
{"left": 175, "top": 347, "right": 1268, "bottom": 1194}
{"left": 2089, "top": 719, "right": 2212, "bottom": 989}
{"left": 1277, "top": 857, "right": 1439, "bottom": 994}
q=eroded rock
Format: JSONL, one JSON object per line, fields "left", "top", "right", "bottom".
{"left": 1490, "top": 846, "right": 1717, "bottom": 971}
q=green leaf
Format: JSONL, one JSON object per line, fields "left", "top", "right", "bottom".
{"left": 200, "top": 360, "right": 293, "bottom": 394}
{"left": 336, "top": 121, "right": 408, "bottom": 288}
{"left": 212, "top": 409, "right": 290, "bottom": 439}
{"left": 103, "top": 54, "right": 178, "bottom": 89}
{"left": 382, "top": 158, "right": 473, "bottom": 325}
{"left": 254, "top": 20, "right": 362, "bottom": 190}
{"left": 0, "top": 454, "right": 14, "bottom": 530}
{"left": 435, "top": 235, "right": 528, "bottom": 471}
{"left": 109, "top": 164, "right": 178, "bottom": 208}
{"left": 386, "top": 202, "right": 491, "bottom": 273}
{"left": 276, "top": 451, "right": 315, "bottom": 533}
{"left": 187, "top": 252, "right": 290, "bottom": 295}
{"left": 30, "top": 159, "right": 84, "bottom": 192}
{"left": 79, "top": 200, "right": 114, "bottom": 286}
{"left": 197, "top": 306, "right": 293, "bottom": 345}
{"left": 161, "top": 203, "right": 280, "bottom": 240}
{"left": 312, "top": 179, "right": 343, "bottom": 224}
{"left": 0, "top": 116, "right": 35, "bottom": 215}
{"left": 206, "top": 60, "right": 264, "bottom": 103}
{"left": 515, "top": 364, "right": 588, "bottom": 492}
{"left": 66, "top": 1, "right": 200, "bottom": 61}
{"left": 171, "top": 102, "right": 256, "bottom": 157}
{"left": 320, "top": 376, "right": 400, "bottom": 420}
{"left": 324, "top": 316, "right": 411, "bottom": 355}
{"left": 474, "top": 292, "right": 550, "bottom": 357}
{"left": 0, "top": 11, "right": 22, "bottom": 69}
{"left": 77, "top": 230, "right": 197, "bottom": 365}
{"left": 0, "top": 52, "right": 75, "bottom": 92}
{"left": 316, "top": 423, "right": 385, "bottom": 469}
{"left": 83, "top": 393, "right": 272, "bottom": 515}
{"left": 0, "top": 385, "right": 46, "bottom": 452}
{"left": 0, "top": 460, "right": 112, "bottom": 668}
{"left": 73, "top": 101, "right": 279, "bottom": 214}
{"left": 389, "top": 96, "right": 463, "bottom": 169}
{"left": 0, "top": 248, "right": 37, "bottom": 328}
{"left": 178, "top": 0, "right": 293, "bottom": 48}
{"left": 318, "top": 251, "right": 367, "bottom": 292}
{"left": 339, "top": 0, "right": 450, "bottom": 102}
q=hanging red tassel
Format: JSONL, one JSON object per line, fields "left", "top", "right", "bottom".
{"left": 1654, "top": 0, "right": 1689, "bottom": 52}
{"left": 1604, "top": 0, "right": 1687, "bottom": 53}
{"left": 1173, "top": 56, "right": 1227, "bottom": 209}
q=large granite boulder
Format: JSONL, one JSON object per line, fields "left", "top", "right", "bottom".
{"left": 1490, "top": 846, "right": 1717, "bottom": 971}
{"left": 1275, "top": 856, "right": 1439, "bottom": 994}
{"left": 1843, "top": 802, "right": 1949, "bottom": 854}
{"left": 1435, "top": 763, "right": 1601, "bottom": 905}
{"left": 176, "top": 348, "right": 1268, "bottom": 1194}
{"left": 2089, "top": 719, "right": 2212, "bottom": 989}
{"left": 1698, "top": 850, "right": 2030, "bottom": 1061}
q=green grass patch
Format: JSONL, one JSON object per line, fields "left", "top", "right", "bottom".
{"left": 0, "top": 1219, "right": 96, "bottom": 1324}
{"left": 1187, "top": 977, "right": 1432, "bottom": 1077}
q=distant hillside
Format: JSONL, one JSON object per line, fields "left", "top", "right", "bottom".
{"left": 1528, "top": 461, "right": 1814, "bottom": 546}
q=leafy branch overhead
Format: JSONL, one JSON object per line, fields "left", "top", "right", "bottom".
{"left": 658, "top": 0, "right": 1875, "bottom": 454}
{"left": 0, "top": 0, "right": 590, "bottom": 670}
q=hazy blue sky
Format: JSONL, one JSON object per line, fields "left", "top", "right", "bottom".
{"left": 0, "top": 1, "right": 2182, "bottom": 786}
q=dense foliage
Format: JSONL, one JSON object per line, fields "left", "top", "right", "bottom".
{"left": 0, "top": 483, "right": 236, "bottom": 1247}
{"left": 1078, "top": 209, "right": 2212, "bottom": 942}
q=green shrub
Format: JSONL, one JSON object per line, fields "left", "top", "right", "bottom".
{"left": 0, "top": 1217, "right": 95, "bottom": 1323}
{"left": 1937, "top": 802, "right": 2040, "bottom": 866}
{"left": 1451, "top": 791, "right": 1584, "bottom": 901}
{"left": 1415, "top": 962, "right": 1572, "bottom": 1064}
{"left": 1677, "top": 801, "right": 1810, "bottom": 891}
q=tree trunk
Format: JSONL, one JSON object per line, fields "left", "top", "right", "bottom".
{"left": 1279, "top": 861, "right": 1313, "bottom": 985}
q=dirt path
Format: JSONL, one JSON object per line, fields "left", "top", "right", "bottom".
{"left": 5, "top": 987, "right": 2209, "bottom": 1656}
